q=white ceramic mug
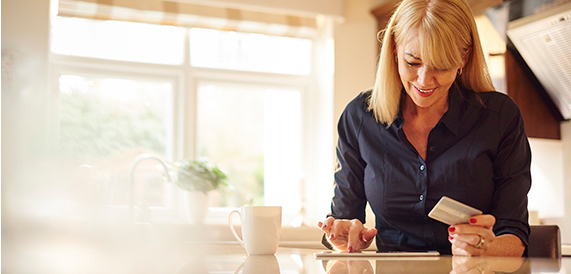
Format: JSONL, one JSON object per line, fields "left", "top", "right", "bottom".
{"left": 228, "top": 206, "right": 282, "bottom": 255}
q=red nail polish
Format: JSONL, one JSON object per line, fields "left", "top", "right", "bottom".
{"left": 469, "top": 218, "right": 476, "bottom": 224}
{"left": 348, "top": 246, "right": 354, "bottom": 253}
{"left": 448, "top": 227, "right": 455, "bottom": 232}
{"left": 449, "top": 236, "right": 454, "bottom": 241}
{"left": 329, "top": 233, "right": 335, "bottom": 239}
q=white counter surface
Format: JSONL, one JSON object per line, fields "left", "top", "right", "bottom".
{"left": 3, "top": 218, "right": 570, "bottom": 273}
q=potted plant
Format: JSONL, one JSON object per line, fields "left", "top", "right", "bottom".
{"left": 173, "top": 158, "right": 227, "bottom": 224}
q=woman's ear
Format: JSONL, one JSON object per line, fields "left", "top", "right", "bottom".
{"left": 462, "top": 47, "right": 472, "bottom": 67}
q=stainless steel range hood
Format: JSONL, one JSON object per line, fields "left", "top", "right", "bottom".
{"left": 506, "top": 1, "right": 571, "bottom": 120}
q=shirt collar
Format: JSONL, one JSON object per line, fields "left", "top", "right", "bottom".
{"left": 439, "top": 85, "right": 462, "bottom": 135}
{"left": 386, "top": 92, "right": 406, "bottom": 130}
{"left": 440, "top": 84, "right": 487, "bottom": 135}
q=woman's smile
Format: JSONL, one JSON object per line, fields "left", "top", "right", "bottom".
{"left": 413, "top": 85, "right": 436, "bottom": 97}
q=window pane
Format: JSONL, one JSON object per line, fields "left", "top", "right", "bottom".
{"left": 190, "top": 28, "right": 312, "bottom": 75}
{"left": 197, "top": 82, "right": 302, "bottom": 213}
{"left": 57, "top": 74, "right": 173, "bottom": 207}
{"left": 51, "top": 17, "right": 184, "bottom": 65}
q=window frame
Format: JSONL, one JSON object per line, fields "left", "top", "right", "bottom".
{"left": 48, "top": 19, "right": 333, "bottom": 226}
{"left": 49, "top": 54, "right": 185, "bottom": 220}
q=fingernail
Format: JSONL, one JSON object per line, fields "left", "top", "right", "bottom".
{"left": 322, "top": 224, "right": 327, "bottom": 228}
{"left": 449, "top": 236, "right": 454, "bottom": 241}
{"left": 348, "top": 246, "right": 354, "bottom": 253}
{"left": 448, "top": 227, "right": 455, "bottom": 232}
{"left": 329, "top": 233, "right": 335, "bottom": 239}
{"left": 469, "top": 218, "right": 477, "bottom": 224}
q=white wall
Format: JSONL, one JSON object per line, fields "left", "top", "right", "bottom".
{"left": 1, "top": 0, "right": 52, "bottom": 222}
{"left": 542, "top": 121, "right": 571, "bottom": 243}
{"left": 528, "top": 138, "right": 564, "bottom": 220}
{"left": 333, "top": 0, "right": 377, "bottom": 125}
{"left": 529, "top": 122, "right": 571, "bottom": 244}
{"left": 563, "top": 121, "right": 571, "bottom": 243}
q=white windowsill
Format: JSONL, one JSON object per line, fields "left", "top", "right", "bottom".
{"left": 133, "top": 222, "right": 325, "bottom": 244}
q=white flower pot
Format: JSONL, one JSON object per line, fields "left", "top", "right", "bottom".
{"left": 183, "top": 191, "right": 209, "bottom": 224}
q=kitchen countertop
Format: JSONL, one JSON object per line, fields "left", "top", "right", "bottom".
{"left": 3, "top": 218, "right": 570, "bottom": 273}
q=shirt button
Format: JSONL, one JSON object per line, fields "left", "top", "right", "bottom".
{"left": 419, "top": 194, "right": 424, "bottom": 201}
{"left": 420, "top": 165, "right": 425, "bottom": 171}
{"left": 429, "top": 146, "right": 435, "bottom": 152}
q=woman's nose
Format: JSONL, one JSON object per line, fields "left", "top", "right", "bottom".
{"left": 417, "top": 66, "right": 435, "bottom": 85}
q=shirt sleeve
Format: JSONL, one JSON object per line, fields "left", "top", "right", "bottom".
{"left": 330, "top": 95, "right": 369, "bottom": 224}
{"left": 491, "top": 97, "right": 532, "bottom": 247}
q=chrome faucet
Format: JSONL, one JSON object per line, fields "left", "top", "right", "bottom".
{"left": 129, "top": 153, "right": 172, "bottom": 223}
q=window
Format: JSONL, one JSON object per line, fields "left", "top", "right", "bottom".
{"left": 196, "top": 82, "right": 302, "bottom": 213}
{"left": 50, "top": 15, "right": 331, "bottom": 225}
{"left": 56, "top": 73, "right": 175, "bottom": 210}
{"left": 51, "top": 17, "right": 184, "bottom": 64}
{"left": 190, "top": 28, "right": 312, "bottom": 75}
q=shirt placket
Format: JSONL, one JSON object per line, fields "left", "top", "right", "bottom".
{"left": 422, "top": 139, "right": 439, "bottom": 248}
{"left": 397, "top": 126, "right": 437, "bottom": 247}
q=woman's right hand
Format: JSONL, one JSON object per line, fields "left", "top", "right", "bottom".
{"left": 317, "top": 217, "right": 377, "bottom": 253}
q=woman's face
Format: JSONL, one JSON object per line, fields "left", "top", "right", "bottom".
{"left": 396, "top": 31, "right": 460, "bottom": 110}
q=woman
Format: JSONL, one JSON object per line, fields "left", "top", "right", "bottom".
{"left": 318, "top": 0, "right": 531, "bottom": 256}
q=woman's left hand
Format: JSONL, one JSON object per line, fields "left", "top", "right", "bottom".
{"left": 448, "top": 214, "right": 496, "bottom": 256}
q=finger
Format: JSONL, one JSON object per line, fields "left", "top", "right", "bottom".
{"left": 357, "top": 228, "right": 377, "bottom": 250}
{"left": 469, "top": 215, "right": 495, "bottom": 229}
{"left": 451, "top": 244, "right": 471, "bottom": 256}
{"left": 450, "top": 233, "right": 483, "bottom": 247}
{"left": 453, "top": 232, "right": 494, "bottom": 250}
{"left": 321, "top": 217, "right": 336, "bottom": 234}
{"left": 451, "top": 240, "right": 483, "bottom": 257}
{"left": 449, "top": 224, "right": 495, "bottom": 242}
{"left": 362, "top": 228, "right": 377, "bottom": 242}
{"left": 450, "top": 236, "right": 486, "bottom": 256}
{"left": 346, "top": 220, "right": 364, "bottom": 252}
{"left": 323, "top": 216, "right": 336, "bottom": 229}
{"left": 329, "top": 218, "right": 351, "bottom": 238}
{"left": 328, "top": 219, "right": 353, "bottom": 247}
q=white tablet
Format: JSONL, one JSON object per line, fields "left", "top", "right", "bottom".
{"left": 314, "top": 250, "right": 440, "bottom": 260}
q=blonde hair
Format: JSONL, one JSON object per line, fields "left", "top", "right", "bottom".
{"left": 369, "top": 0, "right": 495, "bottom": 124}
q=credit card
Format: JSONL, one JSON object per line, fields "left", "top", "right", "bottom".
{"left": 428, "top": 196, "right": 482, "bottom": 225}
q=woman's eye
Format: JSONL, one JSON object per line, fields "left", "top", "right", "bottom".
{"left": 406, "top": 61, "right": 420, "bottom": 67}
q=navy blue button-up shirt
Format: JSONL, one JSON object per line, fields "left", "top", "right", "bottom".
{"left": 330, "top": 86, "right": 531, "bottom": 254}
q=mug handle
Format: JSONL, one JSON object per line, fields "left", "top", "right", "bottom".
{"left": 228, "top": 210, "right": 244, "bottom": 246}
